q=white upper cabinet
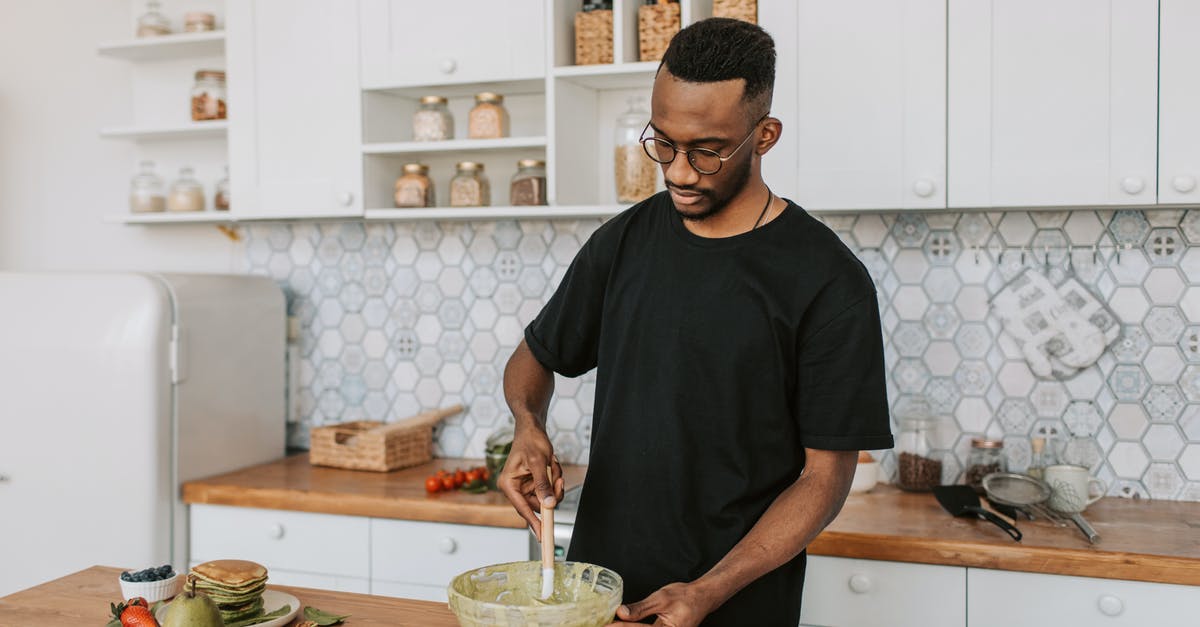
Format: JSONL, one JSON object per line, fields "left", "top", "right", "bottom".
{"left": 1158, "top": 0, "right": 1200, "bottom": 204}
{"left": 358, "top": 0, "right": 546, "bottom": 89}
{"left": 789, "top": 0, "right": 946, "bottom": 211}
{"left": 226, "top": 0, "right": 363, "bottom": 218}
{"left": 948, "top": 0, "right": 1158, "bottom": 208}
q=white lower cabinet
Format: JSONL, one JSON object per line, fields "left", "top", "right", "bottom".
{"left": 967, "top": 569, "right": 1200, "bottom": 627}
{"left": 799, "top": 556, "right": 966, "bottom": 627}
{"left": 369, "top": 519, "right": 529, "bottom": 601}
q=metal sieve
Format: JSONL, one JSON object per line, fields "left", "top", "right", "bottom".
{"left": 981, "top": 472, "right": 1068, "bottom": 527}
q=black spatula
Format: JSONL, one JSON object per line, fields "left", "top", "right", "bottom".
{"left": 934, "top": 484, "right": 1023, "bottom": 542}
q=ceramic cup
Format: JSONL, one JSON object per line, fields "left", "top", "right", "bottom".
{"left": 1044, "top": 464, "right": 1106, "bottom": 513}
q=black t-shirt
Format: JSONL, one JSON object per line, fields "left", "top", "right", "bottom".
{"left": 524, "top": 192, "right": 894, "bottom": 626}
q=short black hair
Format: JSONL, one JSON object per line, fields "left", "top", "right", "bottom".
{"left": 659, "top": 17, "right": 776, "bottom": 118}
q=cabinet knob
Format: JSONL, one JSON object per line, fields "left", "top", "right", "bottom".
{"left": 847, "top": 574, "right": 872, "bottom": 594}
{"left": 267, "top": 523, "right": 285, "bottom": 540}
{"left": 438, "top": 537, "right": 458, "bottom": 555}
{"left": 1121, "top": 177, "right": 1145, "bottom": 195}
{"left": 1173, "top": 176, "right": 1197, "bottom": 193}
{"left": 440, "top": 59, "right": 457, "bottom": 74}
{"left": 913, "top": 178, "right": 936, "bottom": 198}
{"left": 0, "top": 474, "right": 10, "bottom": 484}
{"left": 1097, "top": 594, "right": 1123, "bottom": 617}
{"left": 338, "top": 191, "right": 354, "bottom": 207}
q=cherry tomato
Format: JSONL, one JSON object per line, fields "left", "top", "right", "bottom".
{"left": 441, "top": 476, "right": 455, "bottom": 491}
{"left": 436, "top": 469, "right": 449, "bottom": 477}
{"left": 425, "top": 476, "right": 441, "bottom": 494}
{"left": 453, "top": 470, "right": 467, "bottom": 488}
{"left": 481, "top": 468, "right": 491, "bottom": 481}
{"left": 465, "top": 469, "right": 480, "bottom": 483}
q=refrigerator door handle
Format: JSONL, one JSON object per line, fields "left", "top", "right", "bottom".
{"left": 170, "top": 324, "right": 188, "bottom": 384}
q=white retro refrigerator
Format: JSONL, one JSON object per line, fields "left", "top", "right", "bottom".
{"left": 0, "top": 272, "right": 286, "bottom": 596}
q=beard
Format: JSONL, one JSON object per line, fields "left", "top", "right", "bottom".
{"left": 666, "top": 154, "right": 754, "bottom": 223}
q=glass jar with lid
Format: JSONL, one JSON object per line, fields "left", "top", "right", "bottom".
{"left": 183, "top": 12, "right": 216, "bottom": 33}
{"left": 449, "top": 161, "right": 490, "bottom": 207}
{"left": 214, "top": 165, "right": 230, "bottom": 211}
{"left": 614, "top": 96, "right": 657, "bottom": 203}
{"left": 394, "top": 163, "right": 435, "bottom": 208}
{"left": 413, "top": 96, "right": 453, "bottom": 141}
{"left": 894, "top": 396, "right": 942, "bottom": 491}
{"left": 1026, "top": 437, "right": 1056, "bottom": 480}
{"left": 136, "top": 0, "right": 171, "bottom": 37}
{"left": 484, "top": 420, "right": 515, "bottom": 491}
{"left": 191, "top": 70, "right": 227, "bottom": 121}
{"left": 964, "top": 439, "right": 1006, "bottom": 493}
{"left": 167, "top": 166, "right": 205, "bottom": 212}
{"left": 509, "top": 159, "right": 547, "bottom": 206}
{"left": 468, "top": 92, "right": 509, "bottom": 139}
{"left": 129, "top": 160, "right": 165, "bottom": 213}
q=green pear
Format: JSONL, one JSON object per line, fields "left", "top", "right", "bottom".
{"left": 163, "top": 577, "right": 225, "bottom": 627}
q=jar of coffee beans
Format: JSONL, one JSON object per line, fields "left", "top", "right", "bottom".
{"left": 964, "top": 439, "right": 1006, "bottom": 493}
{"left": 895, "top": 397, "right": 942, "bottom": 491}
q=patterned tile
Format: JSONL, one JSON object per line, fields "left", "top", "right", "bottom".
{"left": 1109, "top": 210, "right": 1151, "bottom": 246}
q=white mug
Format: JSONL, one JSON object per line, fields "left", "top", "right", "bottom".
{"left": 1044, "top": 464, "right": 1106, "bottom": 513}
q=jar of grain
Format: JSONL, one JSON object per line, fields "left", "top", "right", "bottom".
{"left": 965, "top": 439, "right": 1006, "bottom": 493}
{"left": 394, "top": 163, "right": 435, "bottom": 208}
{"left": 510, "top": 159, "right": 547, "bottom": 206}
{"left": 136, "top": 0, "right": 171, "bottom": 37}
{"left": 894, "top": 396, "right": 943, "bottom": 491}
{"left": 449, "top": 162, "right": 490, "bottom": 207}
{"left": 468, "top": 92, "right": 510, "bottom": 140}
{"left": 214, "top": 165, "right": 230, "bottom": 211}
{"left": 167, "top": 166, "right": 205, "bottom": 212}
{"left": 183, "top": 12, "right": 216, "bottom": 32}
{"left": 129, "top": 160, "right": 165, "bottom": 213}
{"left": 413, "top": 96, "right": 453, "bottom": 141}
{"left": 614, "top": 97, "right": 657, "bottom": 203}
{"left": 191, "top": 70, "right": 227, "bottom": 121}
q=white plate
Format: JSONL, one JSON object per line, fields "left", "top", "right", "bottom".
{"left": 155, "top": 588, "right": 300, "bottom": 627}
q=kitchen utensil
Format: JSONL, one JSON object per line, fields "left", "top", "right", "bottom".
{"left": 541, "top": 466, "right": 556, "bottom": 600}
{"left": 933, "top": 485, "right": 1022, "bottom": 541}
{"left": 981, "top": 472, "right": 1082, "bottom": 536}
{"left": 1043, "top": 464, "right": 1106, "bottom": 512}
{"left": 448, "top": 561, "right": 622, "bottom": 627}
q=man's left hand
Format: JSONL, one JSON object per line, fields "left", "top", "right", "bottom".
{"left": 605, "top": 582, "right": 715, "bottom": 627}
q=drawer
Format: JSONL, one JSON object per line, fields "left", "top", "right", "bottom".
{"left": 370, "top": 519, "right": 528, "bottom": 587}
{"left": 968, "top": 569, "right": 1200, "bottom": 627}
{"left": 190, "top": 505, "right": 369, "bottom": 579}
{"left": 372, "top": 580, "right": 447, "bottom": 603}
{"left": 801, "top": 556, "right": 966, "bottom": 627}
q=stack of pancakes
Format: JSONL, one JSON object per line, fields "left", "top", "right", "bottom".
{"left": 189, "top": 559, "right": 269, "bottom": 624}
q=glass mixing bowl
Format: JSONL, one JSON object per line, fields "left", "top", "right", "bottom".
{"left": 448, "top": 560, "right": 622, "bottom": 627}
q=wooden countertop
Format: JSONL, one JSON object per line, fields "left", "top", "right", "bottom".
{"left": 810, "top": 485, "right": 1200, "bottom": 586}
{"left": 182, "top": 453, "right": 587, "bottom": 529}
{"left": 0, "top": 566, "right": 457, "bottom": 627}
{"left": 183, "top": 455, "right": 1200, "bottom": 586}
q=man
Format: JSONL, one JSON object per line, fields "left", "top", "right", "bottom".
{"left": 500, "top": 18, "right": 893, "bottom": 627}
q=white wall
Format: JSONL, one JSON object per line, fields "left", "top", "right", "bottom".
{"left": 0, "top": 0, "right": 242, "bottom": 272}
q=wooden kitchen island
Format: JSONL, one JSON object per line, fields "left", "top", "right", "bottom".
{"left": 0, "top": 566, "right": 459, "bottom": 627}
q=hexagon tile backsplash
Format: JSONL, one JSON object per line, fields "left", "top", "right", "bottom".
{"left": 245, "top": 208, "right": 1200, "bottom": 502}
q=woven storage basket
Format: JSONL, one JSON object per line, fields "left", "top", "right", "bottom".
{"left": 309, "top": 405, "right": 463, "bottom": 472}
{"left": 638, "top": 2, "right": 680, "bottom": 63}
{"left": 575, "top": 9, "right": 613, "bottom": 65}
{"left": 713, "top": 0, "right": 757, "bottom": 24}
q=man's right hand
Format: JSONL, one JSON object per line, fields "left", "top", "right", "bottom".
{"left": 498, "top": 423, "right": 564, "bottom": 542}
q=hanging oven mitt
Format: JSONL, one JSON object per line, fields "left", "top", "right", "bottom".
{"left": 990, "top": 270, "right": 1060, "bottom": 378}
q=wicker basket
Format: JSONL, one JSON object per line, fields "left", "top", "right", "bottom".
{"left": 638, "top": 2, "right": 680, "bottom": 63}
{"left": 575, "top": 9, "right": 613, "bottom": 65}
{"left": 713, "top": 0, "right": 757, "bottom": 24}
{"left": 309, "top": 405, "right": 463, "bottom": 472}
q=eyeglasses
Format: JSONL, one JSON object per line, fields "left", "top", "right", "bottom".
{"left": 639, "top": 116, "right": 766, "bottom": 175}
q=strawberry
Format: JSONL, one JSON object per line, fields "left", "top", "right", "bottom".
{"left": 110, "top": 599, "right": 159, "bottom": 627}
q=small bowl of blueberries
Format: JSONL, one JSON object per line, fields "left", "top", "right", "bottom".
{"left": 118, "top": 564, "right": 183, "bottom": 603}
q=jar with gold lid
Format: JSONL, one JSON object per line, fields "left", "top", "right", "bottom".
{"left": 509, "top": 159, "right": 547, "bottom": 206}
{"left": 136, "top": 0, "right": 170, "bottom": 37}
{"left": 191, "top": 70, "right": 227, "bottom": 121}
{"left": 394, "top": 163, "right": 435, "bottom": 208}
{"left": 413, "top": 96, "right": 453, "bottom": 141}
{"left": 468, "top": 92, "right": 509, "bottom": 140}
{"left": 449, "top": 162, "right": 490, "bottom": 207}
{"left": 965, "top": 438, "right": 1007, "bottom": 493}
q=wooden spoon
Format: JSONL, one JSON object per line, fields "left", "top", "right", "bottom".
{"left": 540, "top": 465, "right": 556, "bottom": 599}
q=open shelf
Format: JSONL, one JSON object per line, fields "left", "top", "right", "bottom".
{"left": 106, "top": 212, "right": 234, "bottom": 225}
{"left": 363, "top": 77, "right": 546, "bottom": 100}
{"left": 553, "top": 62, "right": 659, "bottom": 89}
{"left": 100, "top": 121, "right": 228, "bottom": 141}
{"left": 362, "top": 136, "right": 547, "bottom": 156}
{"left": 365, "top": 205, "right": 625, "bottom": 221}
{"left": 97, "top": 31, "right": 226, "bottom": 61}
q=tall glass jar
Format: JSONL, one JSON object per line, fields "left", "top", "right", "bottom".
{"left": 509, "top": 159, "right": 547, "bottom": 206}
{"left": 394, "top": 163, "right": 435, "bottom": 208}
{"left": 485, "top": 422, "right": 515, "bottom": 492}
{"left": 964, "top": 439, "right": 1006, "bottom": 493}
{"left": 214, "top": 165, "right": 230, "bottom": 211}
{"left": 167, "top": 166, "right": 205, "bottom": 212}
{"left": 191, "top": 70, "right": 227, "bottom": 121}
{"left": 449, "top": 162, "right": 490, "bottom": 207}
{"left": 468, "top": 92, "right": 509, "bottom": 139}
{"left": 129, "top": 160, "right": 165, "bottom": 213}
{"left": 413, "top": 96, "right": 453, "bottom": 141}
{"left": 614, "top": 97, "right": 657, "bottom": 203}
{"left": 136, "top": 0, "right": 171, "bottom": 37}
{"left": 894, "top": 397, "right": 942, "bottom": 491}
{"left": 1027, "top": 437, "right": 1056, "bottom": 480}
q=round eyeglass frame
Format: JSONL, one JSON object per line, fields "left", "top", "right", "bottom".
{"left": 638, "top": 115, "right": 767, "bottom": 175}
